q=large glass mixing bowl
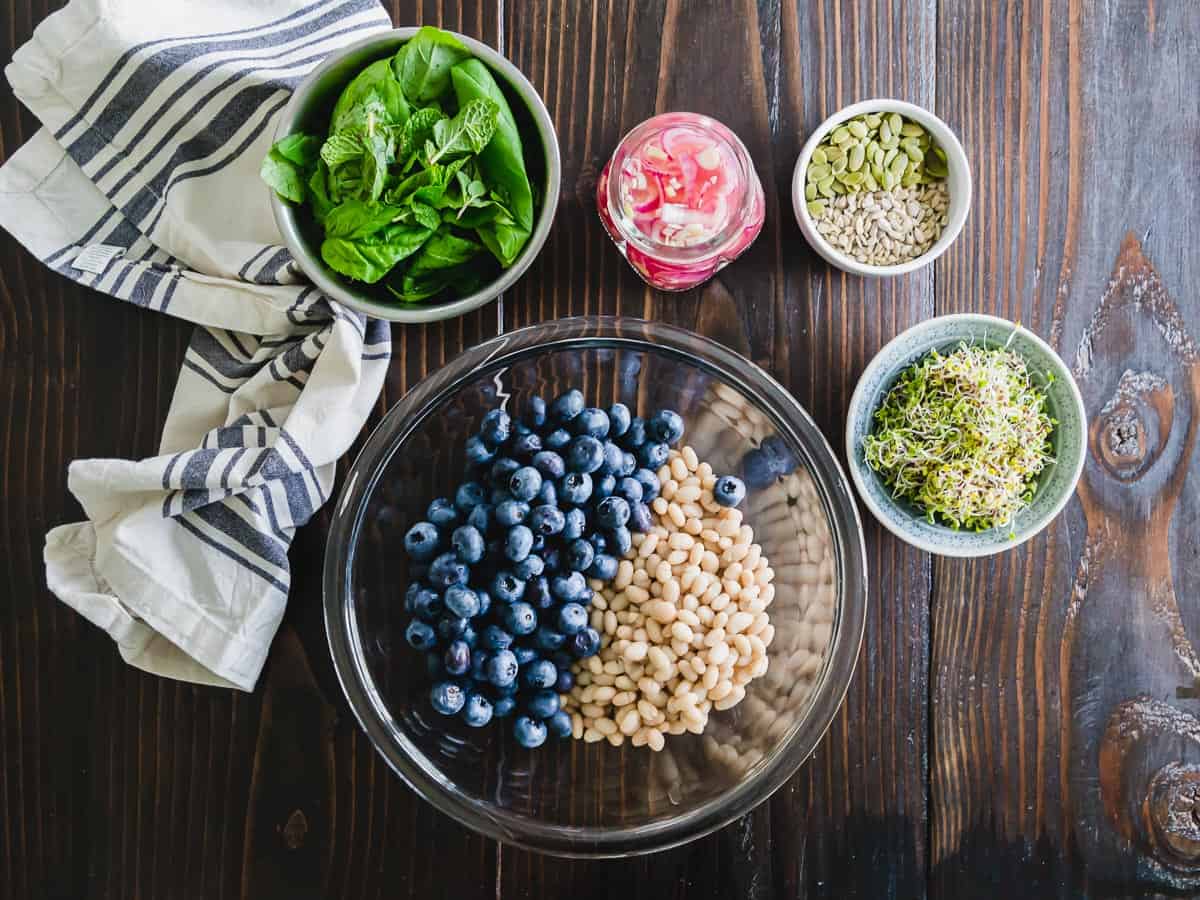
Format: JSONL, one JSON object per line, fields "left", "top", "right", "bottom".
{"left": 324, "top": 317, "right": 867, "bottom": 856}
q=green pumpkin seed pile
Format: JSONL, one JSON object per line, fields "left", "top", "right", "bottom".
{"left": 804, "top": 111, "right": 951, "bottom": 266}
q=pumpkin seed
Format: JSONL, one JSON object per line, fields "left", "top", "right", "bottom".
{"left": 879, "top": 121, "right": 892, "bottom": 144}
{"left": 830, "top": 126, "right": 851, "bottom": 144}
{"left": 806, "top": 199, "right": 826, "bottom": 218}
{"left": 805, "top": 181, "right": 817, "bottom": 201}
{"left": 812, "top": 147, "right": 827, "bottom": 166}
{"left": 848, "top": 120, "right": 868, "bottom": 139}
{"left": 841, "top": 169, "right": 866, "bottom": 186}
{"left": 882, "top": 169, "right": 897, "bottom": 191}
{"left": 900, "top": 122, "right": 924, "bottom": 137}
{"left": 864, "top": 113, "right": 882, "bottom": 128}
{"left": 824, "top": 143, "right": 845, "bottom": 162}
{"left": 864, "top": 172, "right": 880, "bottom": 191}
{"left": 818, "top": 176, "right": 835, "bottom": 197}
{"left": 905, "top": 145, "right": 924, "bottom": 163}
{"left": 889, "top": 153, "right": 910, "bottom": 177}
{"left": 848, "top": 144, "right": 865, "bottom": 171}
{"left": 888, "top": 113, "right": 903, "bottom": 134}
{"left": 805, "top": 109, "right": 949, "bottom": 199}
{"left": 807, "top": 162, "right": 831, "bottom": 182}
{"left": 883, "top": 147, "right": 899, "bottom": 167}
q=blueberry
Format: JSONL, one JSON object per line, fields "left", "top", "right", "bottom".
{"left": 426, "top": 651, "right": 445, "bottom": 679}
{"left": 533, "top": 626, "right": 566, "bottom": 652}
{"left": 429, "top": 552, "right": 468, "bottom": 588}
{"left": 522, "top": 658, "right": 558, "bottom": 690}
{"left": 554, "top": 668, "right": 575, "bottom": 693}
{"left": 527, "top": 505, "right": 563, "bottom": 538}
{"left": 486, "top": 649, "right": 519, "bottom": 688}
{"left": 437, "top": 615, "right": 469, "bottom": 642}
{"left": 633, "top": 468, "right": 660, "bottom": 501}
{"left": 760, "top": 434, "right": 799, "bottom": 474}
{"left": 444, "top": 585, "right": 480, "bottom": 618}
{"left": 495, "top": 499, "right": 530, "bottom": 527}
{"left": 607, "top": 526, "right": 632, "bottom": 557}
{"left": 638, "top": 442, "right": 670, "bottom": 470}
{"left": 481, "top": 624, "right": 514, "bottom": 651}
{"left": 524, "top": 395, "right": 547, "bottom": 428}
{"left": 550, "top": 389, "right": 585, "bottom": 424}
{"left": 714, "top": 475, "right": 747, "bottom": 507}
{"left": 494, "top": 679, "right": 519, "bottom": 697}
{"left": 599, "top": 441, "right": 624, "bottom": 475}
{"left": 513, "top": 645, "right": 539, "bottom": 666}
{"left": 570, "top": 627, "right": 602, "bottom": 658}
{"left": 405, "top": 619, "right": 437, "bottom": 649}
{"left": 492, "top": 695, "right": 517, "bottom": 718}
{"left": 405, "top": 583, "right": 422, "bottom": 612}
{"left": 525, "top": 690, "right": 560, "bottom": 720}
{"left": 454, "top": 482, "right": 486, "bottom": 514}
{"left": 502, "top": 601, "right": 538, "bottom": 636}
{"left": 595, "top": 496, "right": 630, "bottom": 529}
{"left": 594, "top": 474, "right": 616, "bottom": 499}
{"left": 542, "top": 547, "right": 563, "bottom": 573}
{"left": 464, "top": 435, "right": 495, "bottom": 466}
{"left": 608, "top": 403, "right": 632, "bottom": 438}
{"left": 491, "top": 571, "right": 525, "bottom": 604}
{"left": 573, "top": 407, "right": 610, "bottom": 438}
{"left": 403, "top": 521, "right": 440, "bottom": 561}
{"left": 460, "top": 622, "right": 478, "bottom": 647}
{"left": 622, "top": 417, "right": 647, "bottom": 449}
{"left": 616, "top": 477, "right": 644, "bottom": 504}
{"left": 628, "top": 502, "right": 653, "bottom": 533}
{"left": 450, "top": 525, "right": 484, "bottom": 564}
{"left": 536, "top": 480, "right": 557, "bottom": 506}
{"left": 647, "top": 409, "right": 685, "bottom": 444}
{"left": 504, "top": 525, "right": 534, "bottom": 562}
{"left": 511, "top": 432, "right": 542, "bottom": 458}
{"left": 566, "top": 436, "right": 605, "bottom": 473}
{"left": 543, "top": 428, "right": 572, "bottom": 450}
{"left": 528, "top": 575, "right": 554, "bottom": 609}
{"left": 411, "top": 587, "right": 443, "bottom": 621}
{"left": 466, "top": 503, "right": 493, "bottom": 534}
{"left": 461, "top": 690, "right": 494, "bottom": 727}
{"left": 513, "top": 420, "right": 532, "bottom": 437}
{"left": 619, "top": 451, "right": 638, "bottom": 476}
{"left": 551, "top": 571, "right": 587, "bottom": 603}
{"left": 547, "top": 709, "right": 573, "bottom": 739}
{"left": 557, "top": 603, "right": 588, "bottom": 635}
{"left": 508, "top": 467, "right": 543, "bottom": 502}
{"left": 475, "top": 589, "right": 492, "bottom": 617}
{"left": 741, "top": 447, "right": 779, "bottom": 489}
{"left": 490, "top": 457, "right": 521, "bottom": 486}
{"left": 444, "top": 640, "right": 471, "bottom": 676}
{"left": 514, "top": 553, "right": 544, "bottom": 580}
{"left": 587, "top": 554, "right": 618, "bottom": 581}
{"left": 427, "top": 498, "right": 459, "bottom": 531}
{"left": 489, "top": 487, "right": 513, "bottom": 507}
{"left": 565, "top": 538, "right": 595, "bottom": 572}
{"left": 532, "top": 450, "right": 566, "bottom": 480}
{"left": 479, "top": 409, "right": 512, "bottom": 447}
{"left": 513, "top": 715, "right": 548, "bottom": 748}
{"left": 562, "top": 507, "right": 587, "bottom": 540}
{"left": 430, "top": 680, "right": 466, "bottom": 715}
{"left": 587, "top": 532, "right": 608, "bottom": 554}
{"left": 558, "top": 472, "right": 593, "bottom": 505}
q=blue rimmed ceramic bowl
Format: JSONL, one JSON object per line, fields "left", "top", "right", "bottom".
{"left": 845, "top": 313, "right": 1086, "bottom": 557}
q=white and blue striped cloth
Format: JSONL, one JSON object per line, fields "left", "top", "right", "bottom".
{"left": 0, "top": 0, "right": 393, "bottom": 689}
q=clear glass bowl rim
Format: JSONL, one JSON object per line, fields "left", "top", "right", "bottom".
{"left": 323, "top": 316, "right": 869, "bottom": 857}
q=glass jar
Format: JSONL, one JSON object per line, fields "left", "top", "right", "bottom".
{"left": 597, "top": 112, "right": 765, "bottom": 292}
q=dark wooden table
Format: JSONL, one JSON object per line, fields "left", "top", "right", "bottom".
{"left": 4, "top": 1, "right": 1199, "bottom": 897}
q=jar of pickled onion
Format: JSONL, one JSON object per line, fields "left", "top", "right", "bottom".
{"left": 596, "top": 112, "right": 765, "bottom": 292}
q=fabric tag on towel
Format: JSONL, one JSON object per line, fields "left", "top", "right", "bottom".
{"left": 71, "top": 244, "right": 124, "bottom": 274}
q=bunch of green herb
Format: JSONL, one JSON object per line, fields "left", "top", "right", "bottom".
{"left": 862, "top": 341, "right": 1056, "bottom": 532}
{"left": 260, "top": 26, "right": 536, "bottom": 302}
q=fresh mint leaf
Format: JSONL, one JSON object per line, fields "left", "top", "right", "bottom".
{"left": 320, "top": 132, "right": 363, "bottom": 169}
{"left": 399, "top": 107, "right": 445, "bottom": 160}
{"left": 409, "top": 201, "right": 442, "bottom": 231}
{"left": 425, "top": 98, "right": 499, "bottom": 165}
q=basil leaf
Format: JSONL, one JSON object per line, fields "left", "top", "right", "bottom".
{"left": 408, "top": 230, "right": 484, "bottom": 274}
{"left": 360, "top": 131, "right": 390, "bottom": 201}
{"left": 426, "top": 98, "right": 499, "bottom": 165}
{"left": 308, "top": 162, "right": 335, "bottom": 222}
{"left": 273, "top": 133, "right": 322, "bottom": 166}
{"left": 324, "top": 199, "right": 403, "bottom": 239}
{"left": 476, "top": 219, "right": 530, "bottom": 267}
{"left": 450, "top": 60, "right": 535, "bottom": 233}
{"left": 331, "top": 59, "right": 409, "bottom": 133}
{"left": 321, "top": 223, "right": 433, "bottom": 283}
{"left": 260, "top": 148, "right": 307, "bottom": 203}
{"left": 394, "top": 26, "right": 471, "bottom": 104}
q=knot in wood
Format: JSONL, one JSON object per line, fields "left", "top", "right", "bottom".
{"left": 280, "top": 808, "right": 308, "bottom": 850}
{"left": 1147, "top": 762, "right": 1200, "bottom": 865}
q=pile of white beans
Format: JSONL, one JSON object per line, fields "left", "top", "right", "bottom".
{"left": 561, "top": 447, "right": 774, "bottom": 749}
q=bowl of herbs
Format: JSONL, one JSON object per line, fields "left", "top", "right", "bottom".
{"left": 845, "top": 314, "right": 1086, "bottom": 557}
{"left": 262, "top": 26, "right": 560, "bottom": 322}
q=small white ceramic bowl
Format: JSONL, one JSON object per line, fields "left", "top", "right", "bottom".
{"left": 791, "top": 99, "right": 970, "bottom": 277}
{"left": 845, "top": 314, "right": 1086, "bottom": 557}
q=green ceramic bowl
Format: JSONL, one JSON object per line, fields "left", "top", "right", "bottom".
{"left": 845, "top": 314, "right": 1086, "bottom": 557}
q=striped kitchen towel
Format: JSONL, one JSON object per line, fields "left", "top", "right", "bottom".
{"left": 0, "top": 0, "right": 393, "bottom": 690}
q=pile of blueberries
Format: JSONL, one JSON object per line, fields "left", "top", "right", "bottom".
{"left": 401, "top": 389, "right": 689, "bottom": 748}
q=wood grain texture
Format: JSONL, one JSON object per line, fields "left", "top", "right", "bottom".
{"left": 3, "top": 0, "right": 1199, "bottom": 898}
